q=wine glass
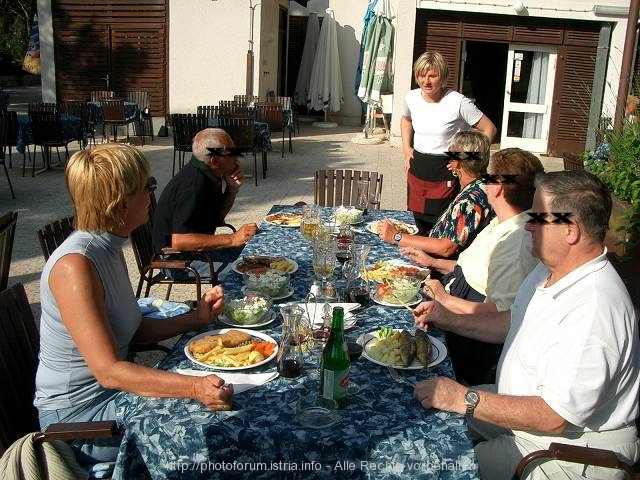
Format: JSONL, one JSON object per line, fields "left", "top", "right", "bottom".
{"left": 368, "top": 191, "right": 381, "bottom": 209}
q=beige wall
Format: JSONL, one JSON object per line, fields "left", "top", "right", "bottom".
{"left": 169, "top": 0, "right": 261, "bottom": 112}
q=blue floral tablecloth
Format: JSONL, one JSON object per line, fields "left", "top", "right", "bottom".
{"left": 113, "top": 206, "right": 481, "bottom": 480}
{"left": 17, "top": 113, "right": 86, "bottom": 154}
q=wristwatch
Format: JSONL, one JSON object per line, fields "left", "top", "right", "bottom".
{"left": 464, "top": 389, "right": 480, "bottom": 418}
{"left": 393, "top": 232, "right": 402, "bottom": 244}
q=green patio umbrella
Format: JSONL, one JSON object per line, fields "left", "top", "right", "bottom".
{"left": 356, "top": 0, "right": 394, "bottom": 104}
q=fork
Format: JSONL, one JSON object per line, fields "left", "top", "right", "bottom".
{"left": 387, "top": 365, "right": 417, "bottom": 388}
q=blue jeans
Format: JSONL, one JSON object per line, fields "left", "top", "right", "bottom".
{"left": 38, "top": 389, "right": 122, "bottom": 465}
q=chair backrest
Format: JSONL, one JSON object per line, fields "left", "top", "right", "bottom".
{"left": 218, "top": 101, "right": 252, "bottom": 118}
{"left": 266, "top": 95, "right": 292, "bottom": 110}
{"left": 90, "top": 90, "right": 115, "bottom": 102}
{"left": 255, "top": 103, "right": 284, "bottom": 132}
{"left": 217, "top": 116, "right": 255, "bottom": 152}
{"left": 63, "top": 100, "right": 90, "bottom": 126}
{"left": 36, "top": 216, "right": 75, "bottom": 261}
{"left": 170, "top": 114, "right": 209, "bottom": 152}
{"left": 129, "top": 185, "right": 159, "bottom": 276}
{"left": 127, "top": 91, "right": 150, "bottom": 113}
{"left": 28, "top": 102, "right": 58, "bottom": 114}
{"left": 0, "top": 111, "right": 19, "bottom": 146}
{"left": 314, "top": 170, "right": 384, "bottom": 208}
{"left": 196, "top": 105, "right": 222, "bottom": 120}
{"left": 28, "top": 111, "right": 64, "bottom": 145}
{"left": 233, "top": 95, "right": 259, "bottom": 106}
{"left": 101, "top": 99, "right": 126, "bottom": 122}
{"left": 0, "top": 283, "right": 41, "bottom": 454}
{"left": 0, "top": 211, "right": 17, "bottom": 292}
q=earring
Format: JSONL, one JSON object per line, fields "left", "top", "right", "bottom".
{"left": 451, "top": 169, "right": 459, "bottom": 178}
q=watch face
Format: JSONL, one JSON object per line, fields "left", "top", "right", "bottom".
{"left": 465, "top": 390, "right": 479, "bottom": 406}
{"left": 394, "top": 233, "right": 402, "bottom": 242}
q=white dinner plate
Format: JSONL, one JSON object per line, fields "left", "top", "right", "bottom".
{"left": 366, "top": 220, "right": 419, "bottom": 235}
{"left": 185, "top": 328, "right": 278, "bottom": 370}
{"left": 263, "top": 212, "right": 302, "bottom": 227}
{"left": 231, "top": 256, "right": 298, "bottom": 275}
{"left": 241, "top": 285, "right": 294, "bottom": 301}
{"left": 371, "top": 292, "right": 422, "bottom": 308}
{"left": 366, "top": 259, "right": 430, "bottom": 283}
{"left": 218, "top": 309, "right": 276, "bottom": 329}
{"left": 358, "top": 329, "right": 447, "bottom": 370}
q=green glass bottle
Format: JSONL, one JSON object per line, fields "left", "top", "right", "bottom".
{"left": 319, "top": 306, "right": 350, "bottom": 408}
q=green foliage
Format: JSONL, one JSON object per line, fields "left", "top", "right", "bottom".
{"left": 0, "top": 0, "right": 32, "bottom": 69}
{"left": 584, "top": 123, "right": 640, "bottom": 204}
{"left": 584, "top": 121, "right": 640, "bottom": 254}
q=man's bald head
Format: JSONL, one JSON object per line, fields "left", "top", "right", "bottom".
{"left": 192, "top": 128, "right": 235, "bottom": 162}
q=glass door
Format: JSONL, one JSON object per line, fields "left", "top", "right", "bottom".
{"left": 500, "top": 45, "right": 556, "bottom": 152}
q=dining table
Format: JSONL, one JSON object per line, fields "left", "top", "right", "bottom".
{"left": 112, "top": 206, "right": 481, "bottom": 479}
{"left": 16, "top": 113, "right": 87, "bottom": 155}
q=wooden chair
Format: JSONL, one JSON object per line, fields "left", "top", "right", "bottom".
{"left": 35, "top": 216, "right": 75, "bottom": 261}
{"left": 28, "top": 102, "right": 58, "bottom": 114}
{"left": 315, "top": 170, "right": 384, "bottom": 208}
{"left": 0, "top": 110, "right": 30, "bottom": 174}
{"left": 217, "top": 115, "right": 260, "bottom": 186}
{"left": 0, "top": 283, "right": 123, "bottom": 458}
{"left": 90, "top": 90, "right": 115, "bottom": 102}
{"left": 127, "top": 91, "right": 154, "bottom": 143}
{"left": 514, "top": 442, "right": 639, "bottom": 479}
{"left": 233, "top": 94, "right": 259, "bottom": 106}
{"left": 28, "top": 110, "right": 73, "bottom": 176}
{"left": 129, "top": 183, "right": 225, "bottom": 300}
{"left": 218, "top": 100, "right": 252, "bottom": 118}
{"left": 196, "top": 105, "right": 223, "bottom": 121}
{"left": 0, "top": 118, "right": 15, "bottom": 199}
{"left": 64, "top": 100, "right": 96, "bottom": 148}
{"left": 170, "top": 113, "right": 209, "bottom": 176}
{"left": 0, "top": 211, "right": 17, "bottom": 291}
{"left": 255, "top": 102, "right": 292, "bottom": 157}
{"left": 101, "top": 99, "right": 135, "bottom": 144}
{"left": 266, "top": 95, "right": 299, "bottom": 136}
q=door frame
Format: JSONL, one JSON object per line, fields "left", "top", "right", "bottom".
{"left": 500, "top": 44, "right": 557, "bottom": 152}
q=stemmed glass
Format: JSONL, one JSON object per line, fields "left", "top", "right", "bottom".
{"left": 346, "top": 336, "right": 363, "bottom": 394}
{"left": 368, "top": 191, "right": 381, "bottom": 209}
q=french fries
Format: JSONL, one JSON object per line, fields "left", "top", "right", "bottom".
{"left": 190, "top": 339, "right": 275, "bottom": 367}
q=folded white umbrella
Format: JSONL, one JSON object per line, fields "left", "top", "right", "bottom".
{"left": 307, "top": 8, "right": 343, "bottom": 116}
{"left": 294, "top": 12, "right": 320, "bottom": 106}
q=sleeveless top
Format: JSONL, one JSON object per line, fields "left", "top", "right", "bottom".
{"left": 34, "top": 231, "right": 141, "bottom": 411}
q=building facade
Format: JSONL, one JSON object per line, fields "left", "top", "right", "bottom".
{"left": 37, "top": 0, "right": 635, "bottom": 155}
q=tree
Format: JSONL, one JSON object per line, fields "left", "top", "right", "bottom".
{"left": 0, "top": 0, "right": 35, "bottom": 71}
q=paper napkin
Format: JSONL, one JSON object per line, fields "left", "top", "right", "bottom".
{"left": 176, "top": 369, "right": 279, "bottom": 394}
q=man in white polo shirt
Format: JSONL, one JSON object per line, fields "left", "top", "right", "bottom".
{"left": 412, "top": 170, "right": 639, "bottom": 479}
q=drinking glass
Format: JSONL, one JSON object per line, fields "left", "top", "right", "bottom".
{"left": 312, "top": 239, "right": 337, "bottom": 283}
{"left": 300, "top": 204, "right": 320, "bottom": 241}
{"left": 356, "top": 180, "right": 370, "bottom": 212}
{"left": 368, "top": 191, "right": 381, "bottom": 209}
{"left": 346, "top": 337, "right": 363, "bottom": 394}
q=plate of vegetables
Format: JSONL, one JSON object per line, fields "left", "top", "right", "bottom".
{"left": 358, "top": 328, "right": 447, "bottom": 370}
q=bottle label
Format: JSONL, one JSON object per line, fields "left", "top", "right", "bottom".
{"left": 321, "top": 368, "right": 349, "bottom": 400}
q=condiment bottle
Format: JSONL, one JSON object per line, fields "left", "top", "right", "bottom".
{"left": 319, "top": 307, "right": 350, "bottom": 408}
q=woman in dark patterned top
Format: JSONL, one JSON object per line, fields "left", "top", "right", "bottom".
{"left": 379, "top": 131, "right": 492, "bottom": 259}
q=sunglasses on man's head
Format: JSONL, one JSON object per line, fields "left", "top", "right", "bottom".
{"left": 206, "top": 147, "right": 245, "bottom": 157}
{"left": 144, "top": 176, "right": 157, "bottom": 192}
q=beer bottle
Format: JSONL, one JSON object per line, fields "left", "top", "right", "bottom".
{"left": 319, "top": 307, "right": 350, "bottom": 408}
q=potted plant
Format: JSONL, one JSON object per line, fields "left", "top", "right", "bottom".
{"left": 583, "top": 119, "right": 640, "bottom": 304}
